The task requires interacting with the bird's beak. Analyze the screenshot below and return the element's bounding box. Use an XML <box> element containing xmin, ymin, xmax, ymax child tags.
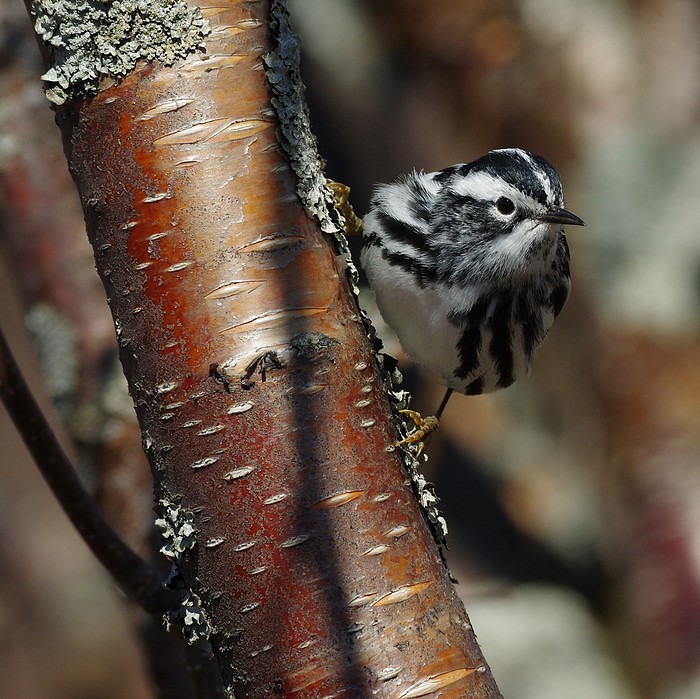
<box><xmin>539</xmin><ymin>206</ymin><xmax>585</xmax><ymax>227</ymax></box>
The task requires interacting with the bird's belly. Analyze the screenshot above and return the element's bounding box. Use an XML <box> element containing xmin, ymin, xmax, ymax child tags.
<box><xmin>388</xmin><ymin>287</ymin><xmax>463</xmax><ymax>388</ymax></box>
<box><xmin>362</xmin><ymin>247</ymin><xmax>544</xmax><ymax>394</ymax></box>
<box><xmin>362</xmin><ymin>248</ymin><xmax>464</xmax><ymax>388</ymax></box>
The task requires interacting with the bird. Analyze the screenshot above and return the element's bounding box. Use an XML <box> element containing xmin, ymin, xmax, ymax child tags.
<box><xmin>359</xmin><ymin>148</ymin><xmax>584</xmax><ymax>443</ymax></box>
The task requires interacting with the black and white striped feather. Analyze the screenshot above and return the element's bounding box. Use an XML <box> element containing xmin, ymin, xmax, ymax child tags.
<box><xmin>360</xmin><ymin>148</ymin><xmax>581</xmax><ymax>395</ymax></box>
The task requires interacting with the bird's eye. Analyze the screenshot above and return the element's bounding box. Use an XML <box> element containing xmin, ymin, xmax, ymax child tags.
<box><xmin>496</xmin><ymin>197</ymin><xmax>515</xmax><ymax>215</ymax></box>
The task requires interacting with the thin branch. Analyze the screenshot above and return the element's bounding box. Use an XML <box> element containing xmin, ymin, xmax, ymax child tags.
<box><xmin>0</xmin><ymin>325</ymin><xmax>181</xmax><ymax>614</ymax></box>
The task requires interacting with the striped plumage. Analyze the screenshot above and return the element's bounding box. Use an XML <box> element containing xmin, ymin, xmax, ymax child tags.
<box><xmin>361</xmin><ymin>148</ymin><xmax>583</xmax><ymax>398</ymax></box>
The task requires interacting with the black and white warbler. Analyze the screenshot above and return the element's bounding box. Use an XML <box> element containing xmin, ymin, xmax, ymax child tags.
<box><xmin>360</xmin><ymin>148</ymin><xmax>584</xmax><ymax>442</ymax></box>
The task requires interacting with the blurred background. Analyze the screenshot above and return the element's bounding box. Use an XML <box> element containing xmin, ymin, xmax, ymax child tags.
<box><xmin>2</xmin><ymin>0</ymin><xmax>700</xmax><ymax>697</ymax></box>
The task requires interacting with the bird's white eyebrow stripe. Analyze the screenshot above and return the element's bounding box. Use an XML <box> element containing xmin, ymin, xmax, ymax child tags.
<box><xmin>528</xmin><ymin>160</ymin><xmax>554</xmax><ymax>202</ymax></box>
<box><xmin>515</xmin><ymin>149</ymin><xmax>534</xmax><ymax>167</ymax></box>
<box><xmin>447</xmin><ymin>171</ymin><xmax>530</xmax><ymax>206</ymax></box>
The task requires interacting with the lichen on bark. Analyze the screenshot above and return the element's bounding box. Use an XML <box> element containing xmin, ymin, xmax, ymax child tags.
<box><xmin>31</xmin><ymin>0</ymin><xmax>211</xmax><ymax>105</ymax></box>
<box><xmin>156</xmin><ymin>501</ymin><xmax>212</xmax><ymax>647</ymax></box>
<box><xmin>263</xmin><ymin>0</ymin><xmax>342</xmax><ymax>239</ymax></box>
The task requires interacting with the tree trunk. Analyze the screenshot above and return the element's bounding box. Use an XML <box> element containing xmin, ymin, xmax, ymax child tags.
<box><xmin>25</xmin><ymin>0</ymin><xmax>503</xmax><ymax>696</ymax></box>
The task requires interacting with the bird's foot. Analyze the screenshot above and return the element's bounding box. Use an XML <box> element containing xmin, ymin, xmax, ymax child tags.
<box><xmin>327</xmin><ymin>180</ymin><xmax>363</xmax><ymax>236</ymax></box>
<box><xmin>396</xmin><ymin>409</ymin><xmax>440</xmax><ymax>446</ymax></box>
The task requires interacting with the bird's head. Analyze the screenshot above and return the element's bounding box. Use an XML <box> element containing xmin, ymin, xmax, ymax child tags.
<box><xmin>433</xmin><ymin>148</ymin><xmax>584</xmax><ymax>284</ymax></box>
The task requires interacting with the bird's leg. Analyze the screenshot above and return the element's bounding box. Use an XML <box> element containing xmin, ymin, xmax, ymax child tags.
<box><xmin>396</xmin><ymin>388</ymin><xmax>453</xmax><ymax>446</ymax></box>
<box><xmin>396</xmin><ymin>411</ymin><xmax>439</xmax><ymax>446</ymax></box>
<box><xmin>327</xmin><ymin>180</ymin><xmax>363</xmax><ymax>236</ymax></box>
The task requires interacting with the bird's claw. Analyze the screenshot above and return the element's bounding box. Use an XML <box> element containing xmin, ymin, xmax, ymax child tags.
<box><xmin>327</xmin><ymin>180</ymin><xmax>363</xmax><ymax>236</ymax></box>
<box><xmin>395</xmin><ymin>409</ymin><xmax>440</xmax><ymax>446</ymax></box>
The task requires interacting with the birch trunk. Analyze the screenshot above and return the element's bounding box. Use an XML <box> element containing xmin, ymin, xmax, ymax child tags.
<box><xmin>26</xmin><ymin>0</ymin><xmax>503</xmax><ymax>696</ymax></box>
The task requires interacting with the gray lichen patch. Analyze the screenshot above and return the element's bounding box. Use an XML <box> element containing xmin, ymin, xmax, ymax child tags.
<box><xmin>156</xmin><ymin>500</ymin><xmax>212</xmax><ymax>647</ymax></box>
<box><xmin>290</xmin><ymin>331</ymin><xmax>338</xmax><ymax>361</ymax></box>
<box><xmin>407</xmin><ymin>456</ymin><xmax>448</xmax><ymax>543</ymax></box>
<box><xmin>264</xmin><ymin>3</ymin><xmax>343</xmax><ymax>235</ymax></box>
<box><xmin>165</xmin><ymin>590</ymin><xmax>212</xmax><ymax>647</ymax></box>
<box><xmin>31</xmin><ymin>0</ymin><xmax>211</xmax><ymax>105</ymax></box>
<box><xmin>264</xmin><ymin>0</ymin><xmax>365</xmax><ymax>309</ymax></box>
<box><xmin>155</xmin><ymin>500</ymin><xmax>197</xmax><ymax>558</ymax></box>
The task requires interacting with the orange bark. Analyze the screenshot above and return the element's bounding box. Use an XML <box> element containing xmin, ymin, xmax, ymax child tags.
<box><xmin>38</xmin><ymin>0</ymin><xmax>502</xmax><ymax>696</ymax></box>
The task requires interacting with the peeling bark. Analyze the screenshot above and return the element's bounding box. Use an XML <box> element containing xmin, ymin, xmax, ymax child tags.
<box><xmin>27</xmin><ymin>0</ymin><xmax>503</xmax><ymax>696</ymax></box>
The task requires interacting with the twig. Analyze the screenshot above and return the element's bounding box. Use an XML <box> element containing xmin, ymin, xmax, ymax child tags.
<box><xmin>0</xmin><ymin>325</ymin><xmax>182</xmax><ymax>614</ymax></box>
